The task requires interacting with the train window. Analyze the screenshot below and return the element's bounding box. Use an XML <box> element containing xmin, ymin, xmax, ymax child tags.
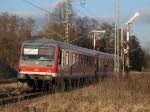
<box><xmin>90</xmin><ymin>57</ymin><xmax>93</xmax><ymax>66</ymax></box>
<box><xmin>102</xmin><ymin>58</ymin><xmax>105</xmax><ymax>66</ymax></box>
<box><xmin>77</xmin><ymin>54</ymin><xmax>79</xmax><ymax>65</ymax></box>
<box><xmin>81</xmin><ymin>55</ymin><xmax>83</xmax><ymax>65</ymax></box>
<box><xmin>73</xmin><ymin>53</ymin><xmax>76</xmax><ymax>64</ymax></box>
<box><xmin>87</xmin><ymin>56</ymin><xmax>89</xmax><ymax>66</ymax></box>
<box><xmin>82</xmin><ymin>55</ymin><xmax>84</xmax><ymax>65</ymax></box>
<box><xmin>104</xmin><ymin>59</ymin><xmax>106</xmax><ymax>65</ymax></box>
<box><xmin>80</xmin><ymin>55</ymin><xmax>82</xmax><ymax>65</ymax></box>
<box><xmin>66</xmin><ymin>52</ymin><xmax>69</xmax><ymax>65</ymax></box>
<box><xmin>84</xmin><ymin>56</ymin><xmax>86</xmax><ymax>66</ymax></box>
<box><xmin>99</xmin><ymin>57</ymin><xmax>101</xmax><ymax>66</ymax></box>
<box><xmin>89</xmin><ymin>57</ymin><xmax>94</xmax><ymax>67</ymax></box>
<box><xmin>23</xmin><ymin>46</ymin><xmax>55</xmax><ymax>61</ymax></box>
<box><xmin>79</xmin><ymin>54</ymin><xmax>81</xmax><ymax>65</ymax></box>
<box><xmin>62</xmin><ymin>49</ymin><xmax>65</xmax><ymax>66</ymax></box>
<box><xmin>83</xmin><ymin>55</ymin><xmax>86</xmax><ymax>66</ymax></box>
<box><xmin>106</xmin><ymin>59</ymin><xmax>108</xmax><ymax>64</ymax></box>
<box><xmin>89</xmin><ymin>57</ymin><xmax>91</xmax><ymax>66</ymax></box>
<box><xmin>69</xmin><ymin>51</ymin><xmax>73</xmax><ymax>66</ymax></box>
<box><xmin>85</xmin><ymin>56</ymin><xmax>88</xmax><ymax>66</ymax></box>
<box><xmin>75</xmin><ymin>53</ymin><xmax>77</xmax><ymax>64</ymax></box>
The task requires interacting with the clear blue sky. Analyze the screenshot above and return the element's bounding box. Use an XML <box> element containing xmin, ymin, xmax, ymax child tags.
<box><xmin>0</xmin><ymin>0</ymin><xmax>150</xmax><ymax>47</ymax></box>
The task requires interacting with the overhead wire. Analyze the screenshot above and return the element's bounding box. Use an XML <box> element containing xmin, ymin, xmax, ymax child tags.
<box><xmin>80</xmin><ymin>5</ymin><xmax>107</xmax><ymax>23</ymax></box>
<box><xmin>22</xmin><ymin>0</ymin><xmax>108</xmax><ymax>41</ymax></box>
<box><xmin>22</xmin><ymin>0</ymin><xmax>64</xmax><ymax>39</ymax></box>
<box><xmin>22</xmin><ymin>0</ymin><xmax>50</xmax><ymax>13</ymax></box>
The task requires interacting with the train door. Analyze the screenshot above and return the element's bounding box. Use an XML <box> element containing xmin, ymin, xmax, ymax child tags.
<box><xmin>95</xmin><ymin>54</ymin><xmax>99</xmax><ymax>80</ymax></box>
<box><xmin>58</xmin><ymin>48</ymin><xmax>62</xmax><ymax>74</ymax></box>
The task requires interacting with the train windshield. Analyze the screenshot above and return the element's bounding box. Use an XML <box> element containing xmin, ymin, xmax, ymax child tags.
<box><xmin>22</xmin><ymin>46</ymin><xmax>55</xmax><ymax>61</ymax></box>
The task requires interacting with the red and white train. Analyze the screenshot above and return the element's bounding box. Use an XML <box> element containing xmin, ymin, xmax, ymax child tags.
<box><xmin>17</xmin><ymin>39</ymin><xmax>114</xmax><ymax>89</ymax></box>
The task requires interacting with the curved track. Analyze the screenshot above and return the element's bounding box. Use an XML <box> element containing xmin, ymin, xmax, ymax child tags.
<box><xmin>0</xmin><ymin>78</ymin><xmax>94</xmax><ymax>106</ymax></box>
<box><xmin>0</xmin><ymin>74</ymin><xmax>107</xmax><ymax>106</ymax></box>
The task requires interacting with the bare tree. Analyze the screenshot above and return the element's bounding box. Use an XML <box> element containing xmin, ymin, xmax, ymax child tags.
<box><xmin>0</xmin><ymin>13</ymin><xmax>34</xmax><ymax>76</ymax></box>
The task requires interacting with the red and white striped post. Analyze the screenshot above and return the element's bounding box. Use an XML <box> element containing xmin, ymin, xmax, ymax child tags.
<box><xmin>93</xmin><ymin>32</ymin><xmax>96</xmax><ymax>50</ymax></box>
<box><xmin>92</xmin><ymin>30</ymin><xmax>106</xmax><ymax>50</ymax></box>
<box><xmin>125</xmin><ymin>23</ymin><xmax>131</xmax><ymax>69</ymax></box>
<box><xmin>125</xmin><ymin>12</ymin><xmax>139</xmax><ymax>70</ymax></box>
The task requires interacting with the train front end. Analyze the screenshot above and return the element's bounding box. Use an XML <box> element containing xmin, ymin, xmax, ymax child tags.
<box><xmin>17</xmin><ymin>40</ymin><xmax>59</xmax><ymax>83</ymax></box>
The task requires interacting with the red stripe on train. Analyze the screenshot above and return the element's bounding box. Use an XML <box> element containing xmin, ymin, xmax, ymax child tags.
<box><xmin>19</xmin><ymin>66</ymin><xmax>57</xmax><ymax>73</ymax></box>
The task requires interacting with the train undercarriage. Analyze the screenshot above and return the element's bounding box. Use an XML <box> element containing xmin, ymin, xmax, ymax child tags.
<box><xmin>18</xmin><ymin>74</ymin><xmax>100</xmax><ymax>92</ymax></box>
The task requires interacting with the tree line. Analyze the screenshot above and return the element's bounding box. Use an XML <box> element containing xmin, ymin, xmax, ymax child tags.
<box><xmin>0</xmin><ymin>2</ymin><xmax>147</xmax><ymax>77</ymax></box>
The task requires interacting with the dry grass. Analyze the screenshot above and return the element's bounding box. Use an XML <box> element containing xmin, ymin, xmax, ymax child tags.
<box><xmin>0</xmin><ymin>72</ymin><xmax>150</xmax><ymax>112</ymax></box>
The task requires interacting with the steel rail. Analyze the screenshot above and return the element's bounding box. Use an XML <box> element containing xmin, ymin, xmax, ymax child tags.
<box><xmin>0</xmin><ymin>79</ymin><xmax>18</xmax><ymax>84</ymax></box>
<box><xmin>0</xmin><ymin>91</ymin><xmax>44</xmax><ymax>105</ymax></box>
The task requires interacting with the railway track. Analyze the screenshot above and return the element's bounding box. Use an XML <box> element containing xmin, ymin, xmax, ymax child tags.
<box><xmin>0</xmin><ymin>88</ymin><xmax>47</xmax><ymax>105</ymax></box>
<box><xmin>0</xmin><ymin>78</ymin><xmax>18</xmax><ymax>84</ymax></box>
<box><xmin>0</xmin><ymin>78</ymin><xmax>45</xmax><ymax>105</ymax></box>
<box><xmin>0</xmin><ymin>79</ymin><xmax>91</xmax><ymax>106</ymax></box>
<box><xmin>0</xmin><ymin>91</ymin><xmax>43</xmax><ymax>105</ymax></box>
<box><xmin>0</xmin><ymin>75</ymin><xmax>110</xmax><ymax>106</ymax></box>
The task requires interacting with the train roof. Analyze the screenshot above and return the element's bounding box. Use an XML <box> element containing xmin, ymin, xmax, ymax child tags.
<box><xmin>22</xmin><ymin>38</ymin><xmax>114</xmax><ymax>58</ymax></box>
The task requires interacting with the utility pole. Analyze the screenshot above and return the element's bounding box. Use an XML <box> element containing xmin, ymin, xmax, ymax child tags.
<box><xmin>121</xmin><ymin>28</ymin><xmax>125</xmax><ymax>75</ymax></box>
<box><xmin>114</xmin><ymin>0</ymin><xmax>120</xmax><ymax>74</ymax></box>
<box><xmin>117</xmin><ymin>0</ymin><xmax>120</xmax><ymax>73</ymax></box>
<box><xmin>65</xmin><ymin>0</ymin><xmax>70</xmax><ymax>43</ymax></box>
<box><xmin>125</xmin><ymin>12</ymin><xmax>139</xmax><ymax>70</ymax></box>
<box><xmin>64</xmin><ymin>0</ymin><xmax>85</xmax><ymax>43</ymax></box>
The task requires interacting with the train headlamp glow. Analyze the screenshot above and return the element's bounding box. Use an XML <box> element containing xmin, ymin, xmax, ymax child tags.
<box><xmin>18</xmin><ymin>73</ymin><xmax>25</xmax><ymax>79</ymax></box>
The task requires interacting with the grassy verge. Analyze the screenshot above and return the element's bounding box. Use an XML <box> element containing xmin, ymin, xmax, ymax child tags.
<box><xmin>0</xmin><ymin>73</ymin><xmax>150</xmax><ymax>112</ymax></box>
